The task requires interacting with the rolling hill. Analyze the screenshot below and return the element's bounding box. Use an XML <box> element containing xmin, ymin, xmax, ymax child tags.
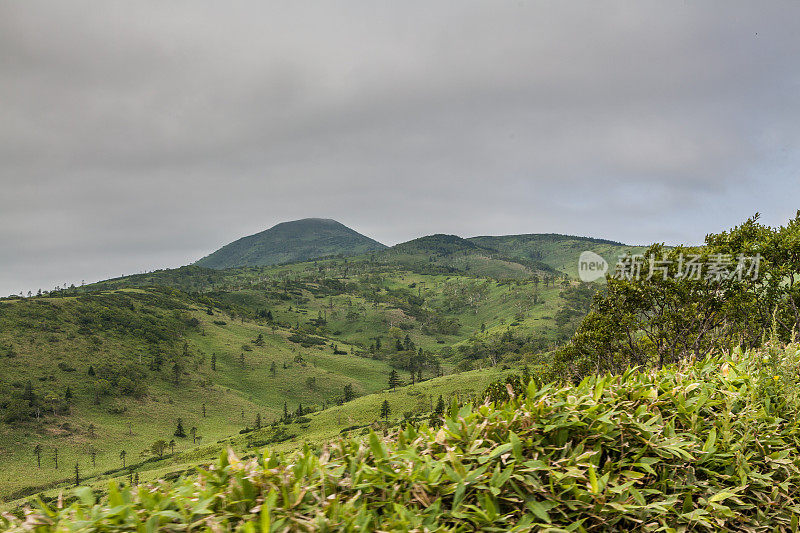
<box><xmin>0</xmin><ymin>255</ymin><xmax>588</xmax><ymax>504</ymax></box>
<box><xmin>0</xmin><ymin>222</ymin><xmax>636</xmax><ymax>506</ymax></box>
<box><xmin>467</xmin><ymin>233</ymin><xmax>647</xmax><ymax>277</ymax></box>
<box><xmin>376</xmin><ymin>234</ymin><xmax>557</xmax><ymax>279</ymax></box>
<box><xmin>195</xmin><ymin>218</ymin><xmax>386</xmax><ymax>269</ymax></box>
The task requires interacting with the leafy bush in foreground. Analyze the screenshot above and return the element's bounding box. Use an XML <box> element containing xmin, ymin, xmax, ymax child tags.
<box><xmin>5</xmin><ymin>344</ymin><xmax>800</xmax><ymax>531</ymax></box>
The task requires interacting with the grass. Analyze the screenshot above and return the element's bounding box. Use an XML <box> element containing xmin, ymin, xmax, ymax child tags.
<box><xmin>0</xmin><ymin>365</ymin><xmax>511</xmax><ymax>511</ymax></box>
<box><xmin>0</xmin><ymin>289</ymin><xmax>394</xmax><ymax>501</ymax></box>
<box><xmin>1</xmin><ymin>261</ymin><xmax>576</xmax><ymax>503</ymax></box>
<box><xmin>6</xmin><ymin>344</ymin><xmax>800</xmax><ymax>531</ymax></box>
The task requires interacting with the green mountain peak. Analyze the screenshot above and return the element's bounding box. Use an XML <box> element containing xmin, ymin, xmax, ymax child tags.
<box><xmin>195</xmin><ymin>218</ymin><xmax>386</xmax><ymax>269</ymax></box>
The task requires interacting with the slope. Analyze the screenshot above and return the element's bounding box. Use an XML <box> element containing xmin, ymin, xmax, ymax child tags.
<box><xmin>7</xmin><ymin>345</ymin><xmax>800</xmax><ymax>530</ymax></box>
<box><xmin>195</xmin><ymin>218</ymin><xmax>387</xmax><ymax>269</ymax></box>
<box><xmin>468</xmin><ymin>233</ymin><xmax>647</xmax><ymax>278</ymax></box>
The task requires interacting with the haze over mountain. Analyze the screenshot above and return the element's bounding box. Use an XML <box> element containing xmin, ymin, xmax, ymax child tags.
<box><xmin>195</xmin><ymin>218</ymin><xmax>387</xmax><ymax>269</ymax></box>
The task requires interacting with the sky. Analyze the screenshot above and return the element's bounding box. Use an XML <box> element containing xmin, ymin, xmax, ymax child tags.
<box><xmin>2</xmin><ymin>1</ymin><xmax>800</xmax><ymax>296</ymax></box>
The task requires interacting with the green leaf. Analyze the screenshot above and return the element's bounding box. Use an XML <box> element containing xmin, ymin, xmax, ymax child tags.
<box><xmin>708</xmin><ymin>490</ymin><xmax>736</xmax><ymax>503</ymax></box>
<box><xmin>369</xmin><ymin>431</ymin><xmax>387</xmax><ymax>461</ymax></box>
<box><xmin>488</xmin><ymin>443</ymin><xmax>513</xmax><ymax>459</ymax></box>
<box><xmin>525</xmin><ymin>500</ymin><xmax>551</xmax><ymax>523</ymax></box>
<box><xmin>702</xmin><ymin>428</ymin><xmax>717</xmax><ymax>453</ymax></box>
<box><xmin>509</xmin><ymin>431</ymin><xmax>523</xmax><ymax>462</ymax></box>
<box><xmin>588</xmin><ymin>464</ymin><xmax>599</xmax><ymax>494</ymax></box>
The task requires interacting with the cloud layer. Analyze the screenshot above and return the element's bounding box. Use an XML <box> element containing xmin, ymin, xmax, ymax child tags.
<box><xmin>2</xmin><ymin>1</ymin><xmax>799</xmax><ymax>295</ymax></box>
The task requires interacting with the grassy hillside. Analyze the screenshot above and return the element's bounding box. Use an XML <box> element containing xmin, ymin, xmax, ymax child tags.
<box><xmin>0</xmin><ymin>288</ymin><xmax>396</xmax><ymax>501</ymax></box>
<box><xmin>195</xmin><ymin>218</ymin><xmax>386</xmax><ymax>269</ymax></box>
<box><xmin>468</xmin><ymin>233</ymin><xmax>647</xmax><ymax>278</ymax></box>
<box><xmin>378</xmin><ymin>234</ymin><xmax>557</xmax><ymax>280</ymax></box>
<box><xmin>0</xmin><ymin>364</ymin><xmax>511</xmax><ymax>512</ymax></box>
<box><xmin>0</xmin><ymin>228</ymin><xmax>624</xmax><ymax>504</ymax></box>
<box><xmin>0</xmin><ymin>257</ymin><xmax>592</xmax><ymax>502</ymax></box>
<box><xmin>7</xmin><ymin>344</ymin><xmax>800</xmax><ymax>531</ymax></box>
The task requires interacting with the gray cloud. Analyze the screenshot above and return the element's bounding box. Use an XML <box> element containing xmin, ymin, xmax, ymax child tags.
<box><xmin>2</xmin><ymin>0</ymin><xmax>799</xmax><ymax>295</ymax></box>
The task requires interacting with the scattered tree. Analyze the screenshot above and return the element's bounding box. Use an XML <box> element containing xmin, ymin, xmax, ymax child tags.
<box><xmin>151</xmin><ymin>440</ymin><xmax>168</xmax><ymax>458</ymax></box>
<box><xmin>388</xmin><ymin>369</ymin><xmax>400</xmax><ymax>391</ymax></box>
<box><xmin>343</xmin><ymin>383</ymin><xmax>355</xmax><ymax>402</ymax></box>
<box><xmin>174</xmin><ymin>418</ymin><xmax>186</xmax><ymax>438</ymax></box>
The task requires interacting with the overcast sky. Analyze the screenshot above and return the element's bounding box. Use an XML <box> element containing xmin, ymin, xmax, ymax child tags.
<box><xmin>2</xmin><ymin>1</ymin><xmax>799</xmax><ymax>295</ymax></box>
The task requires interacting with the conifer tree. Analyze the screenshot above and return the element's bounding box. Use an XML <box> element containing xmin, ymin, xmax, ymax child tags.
<box><xmin>174</xmin><ymin>418</ymin><xmax>186</xmax><ymax>438</ymax></box>
<box><xmin>388</xmin><ymin>369</ymin><xmax>400</xmax><ymax>390</ymax></box>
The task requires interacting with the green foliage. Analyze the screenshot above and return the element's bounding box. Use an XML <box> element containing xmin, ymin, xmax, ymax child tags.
<box><xmin>8</xmin><ymin>346</ymin><xmax>800</xmax><ymax>531</ymax></box>
<box><xmin>558</xmin><ymin>212</ymin><xmax>800</xmax><ymax>379</ymax></box>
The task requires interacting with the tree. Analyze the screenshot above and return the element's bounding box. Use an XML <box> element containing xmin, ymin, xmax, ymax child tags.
<box><xmin>556</xmin><ymin>213</ymin><xmax>800</xmax><ymax>378</ymax></box>
<box><xmin>169</xmin><ymin>439</ymin><xmax>176</xmax><ymax>454</ymax></box>
<box><xmin>88</xmin><ymin>365</ymin><xmax>95</xmax><ymax>377</ymax></box>
<box><xmin>269</xmin><ymin>361</ymin><xmax>277</xmax><ymax>378</ymax></box>
<box><xmin>211</xmin><ymin>354</ymin><xmax>217</xmax><ymax>371</ymax></box>
<box><xmin>151</xmin><ymin>440</ymin><xmax>168</xmax><ymax>458</ymax></box>
<box><xmin>283</xmin><ymin>400</ymin><xmax>289</xmax><ymax>422</ymax></box>
<box><xmin>172</xmin><ymin>362</ymin><xmax>182</xmax><ymax>385</ymax></box>
<box><xmin>343</xmin><ymin>383</ymin><xmax>355</xmax><ymax>402</ymax></box>
<box><xmin>190</xmin><ymin>426</ymin><xmax>198</xmax><ymax>444</ymax></box>
<box><xmin>434</xmin><ymin>395</ymin><xmax>445</xmax><ymax>416</ymax></box>
<box><xmin>255</xmin><ymin>413</ymin><xmax>262</xmax><ymax>430</ymax></box>
<box><xmin>388</xmin><ymin>369</ymin><xmax>400</xmax><ymax>391</ymax></box>
<box><xmin>253</xmin><ymin>333</ymin><xmax>265</xmax><ymax>346</ymax></box>
<box><xmin>3</xmin><ymin>398</ymin><xmax>30</xmax><ymax>423</ymax></box>
<box><xmin>64</xmin><ymin>387</ymin><xmax>73</xmax><ymax>402</ymax></box>
<box><xmin>174</xmin><ymin>418</ymin><xmax>186</xmax><ymax>438</ymax></box>
<box><xmin>74</xmin><ymin>462</ymin><xmax>80</xmax><ymax>487</ymax></box>
<box><xmin>120</xmin><ymin>449</ymin><xmax>127</xmax><ymax>468</ymax></box>
<box><xmin>34</xmin><ymin>444</ymin><xmax>42</xmax><ymax>468</ymax></box>
<box><xmin>54</xmin><ymin>447</ymin><xmax>59</xmax><ymax>469</ymax></box>
<box><xmin>202</xmin><ymin>404</ymin><xmax>206</xmax><ymax>418</ymax></box>
<box><xmin>380</xmin><ymin>399</ymin><xmax>391</xmax><ymax>421</ymax></box>
<box><xmin>305</xmin><ymin>376</ymin><xmax>316</xmax><ymax>391</ymax></box>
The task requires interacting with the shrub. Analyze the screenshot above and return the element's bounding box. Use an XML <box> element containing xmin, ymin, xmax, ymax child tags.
<box><xmin>8</xmin><ymin>345</ymin><xmax>800</xmax><ymax>531</ymax></box>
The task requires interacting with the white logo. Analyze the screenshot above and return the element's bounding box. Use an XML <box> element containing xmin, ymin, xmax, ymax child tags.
<box><xmin>578</xmin><ymin>251</ymin><xmax>608</xmax><ymax>282</ymax></box>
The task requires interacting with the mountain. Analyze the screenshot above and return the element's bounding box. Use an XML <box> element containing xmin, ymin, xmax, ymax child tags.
<box><xmin>388</xmin><ymin>234</ymin><xmax>486</xmax><ymax>256</ymax></box>
<box><xmin>378</xmin><ymin>234</ymin><xmax>557</xmax><ymax>279</ymax></box>
<box><xmin>195</xmin><ymin>218</ymin><xmax>387</xmax><ymax>269</ymax></box>
<box><xmin>467</xmin><ymin>233</ymin><xmax>646</xmax><ymax>277</ymax></box>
